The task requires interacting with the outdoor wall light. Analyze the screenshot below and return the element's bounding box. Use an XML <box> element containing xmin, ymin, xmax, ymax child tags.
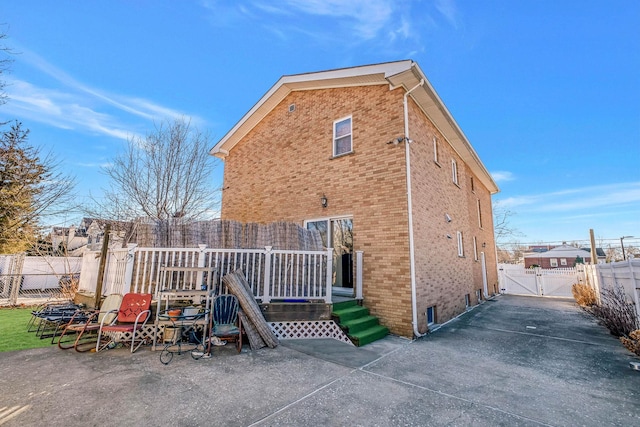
<box><xmin>482</xmin><ymin>242</ymin><xmax>486</xmax><ymax>248</ymax></box>
<box><xmin>321</xmin><ymin>194</ymin><xmax>328</xmax><ymax>208</ymax></box>
<box><xmin>387</xmin><ymin>136</ymin><xmax>413</xmax><ymax>145</ymax></box>
<box><xmin>445</xmin><ymin>213</ymin><xmax>452</xmax><ymax>223</ymax></box>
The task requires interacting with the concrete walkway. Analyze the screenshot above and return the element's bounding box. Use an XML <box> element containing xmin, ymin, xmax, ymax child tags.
<box><xmin>1</xmin><ymin>295</ymin><xmax>639</xmax><ymax>426</ymax></box>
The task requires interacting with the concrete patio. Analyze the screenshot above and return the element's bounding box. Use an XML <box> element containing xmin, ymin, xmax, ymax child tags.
<box><xmin>1</xmin><ymin>295</ymin><xmax>638</xmax><ymax>426</ymax></box>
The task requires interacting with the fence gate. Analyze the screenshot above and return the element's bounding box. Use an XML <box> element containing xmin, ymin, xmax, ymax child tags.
<box><xmin>498</xmin><ymin>264</ymin><xmax>579</xmax><ymax>298</ymax></box>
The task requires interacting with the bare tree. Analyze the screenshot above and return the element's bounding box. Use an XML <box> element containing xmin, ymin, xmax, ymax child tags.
<box><xmin>95</xmin><ymin>118</ymin><xmax>219</xmax><ymax>245</ymax></box>
<box><xmin>493</xmin><ymin>206</ymin><xmax>522</xmax><ymax>245</ymax></box>
<box><xmin>0</xmin><ymin>27</ymin><xmax>13</xmax><ymax>108</ymax></box>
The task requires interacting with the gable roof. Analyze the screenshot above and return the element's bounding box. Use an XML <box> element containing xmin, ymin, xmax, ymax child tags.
<box><xmin>210</xmin><ymin>60</ymin><xmax>499</xmax><ymax>194</ymax></box>
<box><xmin>524</xmin><ymin>244</ymin><xmax>591</xmax><ymax>259</ymax></box>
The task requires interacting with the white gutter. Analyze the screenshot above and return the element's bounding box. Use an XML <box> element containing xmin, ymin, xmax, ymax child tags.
<box><xmin>403</xmin><ymin>79</ymin><xmax>425</xmax><ymax>338</ymax></box>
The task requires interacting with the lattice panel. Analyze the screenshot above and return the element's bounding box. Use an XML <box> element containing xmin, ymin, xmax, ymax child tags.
<box><xmin>103</xmin><ymin>325</ymin><xmax>157</xmax><ymax>346</ymax></box>
<box><xmin>269</xmin><ymin>321</ymin><xmax>354</xmax><ymax>346</ymax></box>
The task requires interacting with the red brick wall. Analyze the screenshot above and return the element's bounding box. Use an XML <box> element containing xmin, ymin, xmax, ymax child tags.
<box><xmin>405</xmin><ymin>98</ymin><xmax>498</xmax><ymax>332</ymax></box>
<box><xmin>220</xmin><ymin>84</ymin><xmax>497</xmax><ymax>336</ymax></box>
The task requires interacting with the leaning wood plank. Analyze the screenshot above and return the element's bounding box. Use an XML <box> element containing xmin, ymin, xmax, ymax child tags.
<box><xmin>238</xmin><ymin>311</ymin><xmax>266</xmax><ymax>350</ymax></box>
<box><xmin>223</xmin><ymin>270</ymin><xmax>279</xmax><ymax>348</ymax></box>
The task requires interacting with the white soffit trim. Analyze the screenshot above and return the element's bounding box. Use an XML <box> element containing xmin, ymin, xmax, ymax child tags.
<box><xmin>209</xmin><ymin>61</ymin><xmax>413</xmax><ymax>159</ymax></box>
<box><xmin>210</xmin><ymin>60</ymin><xmax>498</xmax><ymax>194</ymax></box>
<box><xmin>387</xmin><ymin>64</ymin><xmax>498</xmax><ymax>194</ymax></box>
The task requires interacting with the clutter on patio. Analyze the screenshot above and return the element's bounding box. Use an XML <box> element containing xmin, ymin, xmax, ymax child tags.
<box><xmin>25</xmin><ymin>266</ymin><xmax>280</xmax><ymax>365</ymax></box>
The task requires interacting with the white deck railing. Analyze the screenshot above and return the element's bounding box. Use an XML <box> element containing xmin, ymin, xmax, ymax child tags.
<box><xmin>78</xmin><ymin>245</ymin><xmax>334</xmax><ymax>303</ymax></box>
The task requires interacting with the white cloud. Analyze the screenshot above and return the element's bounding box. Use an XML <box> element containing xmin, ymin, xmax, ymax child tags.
<box><xmin>6</xmin><ymin>79</ymin><xmax>135</xmax><ymax>140</ymax></box>
<box><xmin>76</xmin><ymin>162</ymin><xmax>112</xmax><ymax>168</ymax></box>
<box><xmin>495</xmin><ymin>182</ymin><xmax>640</xmax><ymax>213</ymax></box>
<box><xmin>5</xmin><ymin>48</ymin><xmax>202</xmax><ymax>141</ymax></box>
<box><xmin>434</xmin><ymin>0</ymin><xmax>459</xmax><ymax>29</ymax></box>
<box><xmin>491</xmin><ymin>170</ymin><xmax>515</xmax><ymax>182</ymax></box>
<box><xmin>201</xmin><ymin>0</ymin><xmax>461</xmax><ymax>55</ymax></box>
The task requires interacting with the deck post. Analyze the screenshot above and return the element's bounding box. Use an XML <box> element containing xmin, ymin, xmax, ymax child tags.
<box><xmin>123</xmin><ymin>243</ymin><xmax>137</xmax><ymax>293</ymax></box>
<box><xmin>325</xmin><ymin>248</ymin><xmax>333</xmax><ymax>303</ymax></box>
<box><xmin>196</xmin><ymin>244</ymin><xmax>207</xmax><ymax>289</ymax></box>
<box><xmin>355</xmin><ymin>250</ymin><xmax>364</xmax><ymax>300</ymax></box>
<box><xmin>263</xmin><ymin>246</ymin><xmax>272</xmax><ymax>303</ymax></box>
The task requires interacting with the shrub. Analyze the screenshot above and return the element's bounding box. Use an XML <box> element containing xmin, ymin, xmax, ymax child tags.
<box><xmin>572</xmin><ymin>283</ymin><xmax>597</xmax><ymax>307</ymax></box>
<box><xmin>589</xmin><ymin>285</ymin><xmax>639</xmax><ymax>337</ymax></box>
<box><xmin>621</xmin><ymin>329</ymin><xmax>640</xmax><ymax>357</ymax></box>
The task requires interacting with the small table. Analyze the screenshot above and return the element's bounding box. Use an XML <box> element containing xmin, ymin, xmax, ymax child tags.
<box><xmin>157</xmin><ymin>309</ymin><xmax>210</xmax><ymax>365</ymax></box>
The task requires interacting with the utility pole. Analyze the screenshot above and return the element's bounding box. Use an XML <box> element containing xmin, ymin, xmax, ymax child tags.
<box><xmin>589</xmin><ymin>229</ymin><xmax>597</xmax><ymax>265</ymax></box>
<box><xmin>94</xmin><ymin>224</ymin><xmax>111</xmax><ymax>308</ymax></box>
<box><xmin>620</xmin><ymin>235</ymin><xmax>634</xmax><ymax>261</ymax></box>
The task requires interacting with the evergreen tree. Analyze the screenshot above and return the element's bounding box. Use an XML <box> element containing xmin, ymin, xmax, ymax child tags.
<box><xmin>0</xmin><ymin>122</ymin><xmax>42</xmax><ymax>252</ymax></box>
<box><xmin>0</xmin><ymin>121</ymin><xmax>75</xmax><ymax>253</ymax></box>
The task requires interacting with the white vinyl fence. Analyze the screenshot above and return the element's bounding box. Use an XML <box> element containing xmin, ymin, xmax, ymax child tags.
<box><xmin>583</xmin><ymin>259</ymin><xmax>640</xmax><ymax>321</ymax></box>
<box><xmin>498</xmin><ymin>264</ymin><xmax>581</xmax><ymax>298</ymax></box>
<box><xmin>499</xmin><ymin>260</ymin><xmax>640</xmax><ymax>324</ymax></box>
<box><xmin>0</xmin><ymin>255</ymin><xmax>83</xmax><ymax>305</ymax></box>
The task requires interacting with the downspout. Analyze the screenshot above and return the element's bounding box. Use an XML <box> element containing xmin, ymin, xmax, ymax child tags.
<box><xmin>403</xmin><ymin>79</ymin><xmax>425</xmax><ymax>338</ymax></box>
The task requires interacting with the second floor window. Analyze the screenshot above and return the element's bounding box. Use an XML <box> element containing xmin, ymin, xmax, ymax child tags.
<box><xmin>452</xmin><ymin>159</ymin><xmax>459</xmax><ymax>185</ymax></box>
<box><xmin>333</xmin><ymin>116</ymin><xmax>352</xmax><ymax>156</ymax></box>
<box><xmin>473</xmin><ymin>236</ymin><xmax>478</xmax><ymax>261</ymax></box>
<box><xmin>457</xmin><ymin>231</ymin><xmax>464</xmax><ymax>257</ymax></box>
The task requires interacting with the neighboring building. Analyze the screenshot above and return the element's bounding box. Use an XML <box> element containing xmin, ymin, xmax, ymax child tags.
<box><xmin>210</xmin><ymin>60</ymin><xmax>499</xmax><ymax>338</ymax></box>
<box><xmin>50</xmin><ymin>224</ymin><xmax>88</xmax><ymax>254</ymax></box>
<box><xmin>524</xmin><ymin>244</ymin><xmax>593</xmax><ymax>269</ymax></box>
<box><xmin>527</xmin><ymin>245</ymin><xmax>556</xmax><ymax>253</ymax></box>
<box><xmin>50</xmin><ymin>218</ymin><xmax>127</xmax><ymax>255</ymax></box>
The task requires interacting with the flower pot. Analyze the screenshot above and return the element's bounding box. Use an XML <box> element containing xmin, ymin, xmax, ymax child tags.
<box><xmin>182</xmin><ymin>306</ymin><xmax>199</xmax><ymax>317</ymax></box>
<box><xmin>167</xmin><ymin>309</ymin><xmax>181</xmax><ymax>321</ymax></box>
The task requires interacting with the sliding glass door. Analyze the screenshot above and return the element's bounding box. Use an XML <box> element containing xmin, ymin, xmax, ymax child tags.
<box><xmin>305</xmin><ymin>217</ymin><xmax>353</xmax><ymax>289</ymax></box>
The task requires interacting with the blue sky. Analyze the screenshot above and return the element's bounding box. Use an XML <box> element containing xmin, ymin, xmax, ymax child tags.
<box><xmin>1</xmin><ymin>0</ymin><xmax>638</xmax><ymax>248</ymax></box>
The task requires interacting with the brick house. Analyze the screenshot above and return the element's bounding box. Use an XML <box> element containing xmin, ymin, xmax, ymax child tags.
<box><xmin>524</xmin><ymin>244</ymin><xmax>593</xmax><ymax>269</ymax></box>
<box><xmin>210</xmin><ymin>60</ymin><xmax>499</xmax><ymax>338</ymax></box>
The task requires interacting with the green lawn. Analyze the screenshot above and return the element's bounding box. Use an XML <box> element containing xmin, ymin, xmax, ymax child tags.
<box><xmin>0</xmin><ymin>307</ymin><xmax>58</xmax><ymax>352</ymax></box>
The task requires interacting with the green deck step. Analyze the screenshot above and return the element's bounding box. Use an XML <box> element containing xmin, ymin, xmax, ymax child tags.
<box><xmin>349</xmin><ymin>324</ymin><xmax>390</xmax><ymax>347</ymax></box>
<box><xmin>332</xmin><ymin>300</ymin><xmax>358</xmax><ymax>311</ymax></box>
<box><xmin>332</xmin><ymin>305</ymin><xmax>369</xmax><ymax>323</ymax></box>
<box><xmin>342</xmin><ymin>315</ymin><xmax>380</xmax><ymax>335</ymax></box>
<box><xmin>331</xmin><ymin>299</ymin><xmax>389</xmax><ymax>347</ymax></box>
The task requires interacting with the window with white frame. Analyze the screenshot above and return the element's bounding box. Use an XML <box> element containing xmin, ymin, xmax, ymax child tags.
<box><xmin>476</xmin><ymin>289</ymin><xmax>482</xmax><ymax>302</ymax></box>
<box><xmin>333</xmin><ymin>116</ymin><xmax>352</xmax><ymax>156</ymax></box>
<box><xmin>457</xmin><ymin>231</ymin><xmax>464</xmax><ymax>257</ymax></box>
<box><xmin>560</xmin><ymin>258</ymin><xmax>567</xmax><ymax>266</ymax></box>
<box><xmin>473</xmin><ymin>236</ymin><xmax>478</xmax><ymax>261</ymax></box>
<box><xmin>433</xmin><ymin>137</ymin><xmax>440</xmax><ymax>165</ymax></box>
<box><xmin>465</xmin><ymin>293</ymin><xmax>471</xmax><ymax>307</ymax></box>
<box><xmin>426</xmin><ymin>306</ymin><xmax>436</xmax><ymax>325</ymax></box>
<box><xmin>477</xmin><ymin>199</ymin><xmax>483</xmax><ymax>229</ymax></box>
<box><xmin>550</xmin><ymin>258</ymin><xmax>558</xmax><ymax>267</ymax></box>
<box><xmin>451</xmin><ymin>159</ymin><xmax>459</xmax><ymax>185</ymax></box>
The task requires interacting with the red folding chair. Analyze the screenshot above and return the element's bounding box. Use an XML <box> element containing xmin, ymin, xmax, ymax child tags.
<box><xmin>95</xmin><ymin>293</ymin><xmax>152</xmax><ymax>353</ymax></box>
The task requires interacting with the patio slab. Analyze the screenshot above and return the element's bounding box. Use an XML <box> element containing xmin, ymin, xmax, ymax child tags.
<box><xmin>1</xmin><ymin>295</ymin><xmax>639</xmax><ymax>426</ymax></box>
